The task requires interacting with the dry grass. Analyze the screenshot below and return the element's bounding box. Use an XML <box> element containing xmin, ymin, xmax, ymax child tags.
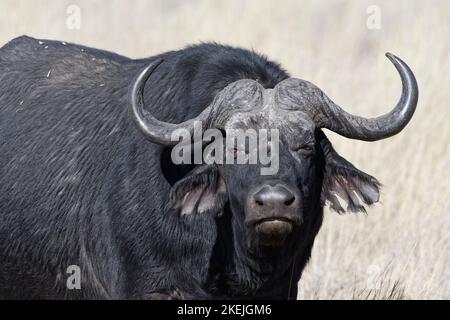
<box><xmin>0</xmin><ymin>0</ymin><xmax>448</xmax><ymax>299</ymax></box>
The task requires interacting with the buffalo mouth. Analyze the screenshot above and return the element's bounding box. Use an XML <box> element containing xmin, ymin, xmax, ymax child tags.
<box><xmin>253</xmin><ymin>217</ymin><xmax>295</xmax><ymax>246</ymax></box>
<box><xmin>254</xmin><ymin>216</ymin><xmax>295</xmax><ymax>225</ymax></box>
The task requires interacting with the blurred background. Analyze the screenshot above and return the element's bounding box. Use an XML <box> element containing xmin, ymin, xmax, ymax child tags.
<box><xmin>0</xmin><ymin>0</ymin><xmax>448</xmax><ymax>299</ymax></box>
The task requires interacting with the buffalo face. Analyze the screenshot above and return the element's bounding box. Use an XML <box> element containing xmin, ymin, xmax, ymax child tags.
<box><xmin>213</xmin><ymin>86</ymin><xmax>323</xmax><ymax>247</ymax></box>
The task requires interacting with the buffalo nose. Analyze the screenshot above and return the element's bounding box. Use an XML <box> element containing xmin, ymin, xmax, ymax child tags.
<box><xmin>253</xmin><ymin>185</ymin><xmax>296</xmax><ymax>208</ymax></box>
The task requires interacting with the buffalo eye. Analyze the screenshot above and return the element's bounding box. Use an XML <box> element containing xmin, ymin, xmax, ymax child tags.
<box><xmin>232</xmin><ymin>147</ymin><xmax>239</xmax><ymax>159</ymax></box>
<box><xmin>236</xmin><ymin>146</ymin><xmax>251</xmax><ymax>156</ymax></box>
<box><xmin>230</xmin><ymin>144</ymin><xmax>250</xmax><ymax>159</ymax></box>
<box><xmin>294</xmin><ymin>144</ymin><xmax>315</xmax><ymax>158</ymax></box>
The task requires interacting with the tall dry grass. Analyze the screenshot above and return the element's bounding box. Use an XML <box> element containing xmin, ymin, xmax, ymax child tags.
<box><xmin>0</xmin><ymin>0</ymin><xmax>448</xmax><ymax>299</ymax></box>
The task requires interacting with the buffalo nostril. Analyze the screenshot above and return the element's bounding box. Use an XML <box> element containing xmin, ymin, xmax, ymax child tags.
<box><xmin>253</xmin><ymin>186</ymin><xmax>269</xmax><ymax>206</ymax></box>
<box><xmin>284</xmin><ymin>195</ymin><xmax>295</xmax><ymax>206</ymax></box>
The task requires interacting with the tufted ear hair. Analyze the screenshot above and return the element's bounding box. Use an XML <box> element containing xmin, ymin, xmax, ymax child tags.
<box><xmin>169</xmin><ymin>164</ymin><xmax>227</xmax><ymax>217</ymax></box>
<box><xmin>319</xmin><ymin>131</ymin><xmax>381</xmax><ymax>213</ymax></box>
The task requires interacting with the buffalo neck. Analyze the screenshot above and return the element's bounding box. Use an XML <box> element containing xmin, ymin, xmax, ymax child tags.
<box><xmin>207</xmin><ymin>205</ymin><xmax>316</xmax><ymax>299</ymax></box>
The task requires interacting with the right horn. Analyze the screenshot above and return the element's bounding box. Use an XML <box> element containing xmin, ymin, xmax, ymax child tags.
<box><xmin>316</xmin><ymin>53</ymin><xmax>418</xmax><ymax>141</ymax></box>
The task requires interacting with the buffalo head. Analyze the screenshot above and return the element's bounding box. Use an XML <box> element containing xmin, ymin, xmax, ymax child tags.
<box><xmin>128</xmin><ymin>53</ymin><xmax>418</xmax><ymax>249</ymax></box>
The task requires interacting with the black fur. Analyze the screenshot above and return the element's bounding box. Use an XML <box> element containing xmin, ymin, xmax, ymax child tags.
<box><xmin>0</xmin><ymin>36</ymin><xmax>379</xmax><ymax>299</ymax></box>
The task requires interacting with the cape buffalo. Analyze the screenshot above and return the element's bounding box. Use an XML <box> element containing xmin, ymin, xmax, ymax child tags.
<box><xmin>0</xmin><ymin>36</ymin><xmax>418</xmax><ymax>299</ymax></box>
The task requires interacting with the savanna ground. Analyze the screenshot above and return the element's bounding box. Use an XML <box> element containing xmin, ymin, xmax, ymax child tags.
<box><xmin>0</xmin><ymin>0</ymin><xmax>448</xmax><ymax>299</ymax></box>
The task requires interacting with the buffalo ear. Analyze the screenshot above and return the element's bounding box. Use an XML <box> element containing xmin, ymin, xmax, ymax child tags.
<box><xmin>169</xmin><ymin>165</ymin><xmax>227</xmax><ymax>217</ymax></box>
<box><xmin>319</xmin><ymin>132</ymin><xmax>381</xmax><ymax>214</ymax></box>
